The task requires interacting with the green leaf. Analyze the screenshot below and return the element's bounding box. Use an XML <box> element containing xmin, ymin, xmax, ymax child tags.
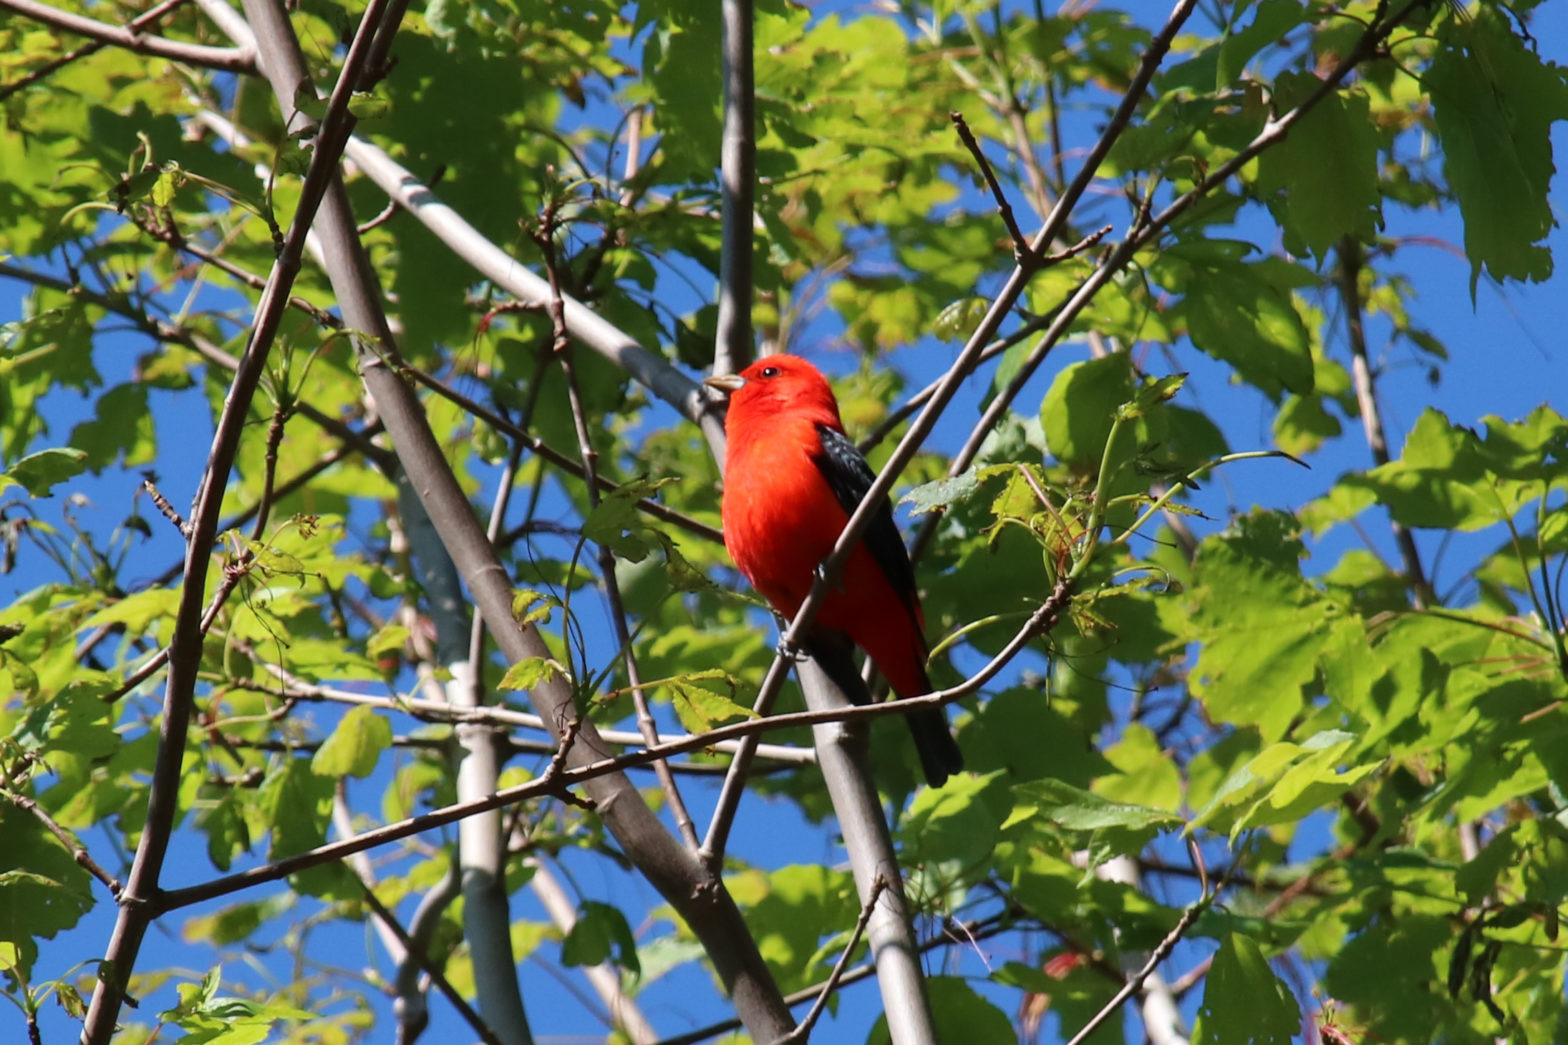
<box><xmin>667</xmin><ymin>670</ymin><xmax>754</xmax><ymax>732</ymax></box>
<box><xmin>1094</xmin><ymin>723</ymin><xmax>1183</xmax><ymax>814</ymax></box>
<box><xmin>346</xmin><ymin>91</ymin><xmax>391</xmax><ymax>121</ymax></box>
<box><xmin>1272</xmin><ymin>392</ymin><xmax>1342</xmax><ymax>457</ymax></box>
<box><xmin>1454</xmin><ymin>826</ymin><xmax>1517</xmax><ymax>906</ymax></box>
<box><xmin>311</xmin><ymin>705</ymin><xmax>391</xmax><ymax>779</ymax></box>
<box><xmin>1121</xmin><ymin>372</ymin><xmax>1186</xmax><ymax>420</ymax></box>
<box><xmin>734</xmin><ymin>863</ymin><xmax>856</xmax><ymax>991</ymax></box>
<box><xmin>1342</xmin><ymin>409</ymin><xmax>1499</xmax><ymax>531</ymax></box>
<box><xmin>498</xmin><ymin>656</ymin><xmax>560</xmax><ymax>691</ymax></box>
<box><xmin>1187</xmin><ymin>511</ymin><xmax>1344</xmax><ymax>739</ymax></box>
<box><xmin>562</xmin><ymin>901</ymin><xmax>641</xmax><ymax>977</ymax></box>
<box><xmin>582</xmin><ymin>477</ymin><xmax>676</xmax><ymax>562</ymax></box>
<box><xmin>961</xmin><ymin>687</ymin><xmax>1116</xmax><ymax>788</ymax></box>
<box><xmin>2</xmin><ymin>446</ymin><xmax>89</xmax><ymax>497</ymax></box>
<box><xmin>1011</xmin><ymin>778</ymin><xmax>1181</xmax><ymax>832</ymax></box>
<box><xmin>1255</xmin><ymin>73</ymin><xmax>1381</xmax><ymax>261</ymax></box>
<box><xmin>901</xmin><ymin>466</ymin><xmax>1004</xmax><ymax>515</ymax></box>
<box><xmin>150</xmin><ymin>161</ymin><xmax>181</xmax><ymax>208</ymax></box>
<box><xmin>1193</xmin><ymin>933</ymin><xmax>1298</xmax><ymax>1045</ymax></box>
<box><xmin>67</xmin><ymin>383</ymin><xmax>155</xmax><ymax>471</ymax></box>
<box><xmin>196</xmin><ymin>790</ymin><xmax>253</xmax><ymax>873</ymax></box>
<box><xmin>932</xmin><ymin>296</ymin><xmax>989</xmax><ymax>342</ymax></box>
<box><xmin>1179</xmin><ymin>263</ymin><xmax>1313</xmax><ymax>398</ymax></box>
<box><xmin>1216</xmin><ymin>0</ymin><xmax>1309</xmax><ymax>87</ymax></box>
<box><xmin>1425</xmin><ymin>10</ymin><xmax>1568</xmax><ymax>292</ymax></box>
<box><xmin>902</xmin><ymin>773</ymin><xmax>1002</xmax><ymax>868</ymax></box>
<box><xmin>1042</xmin><ymin>354</ymin><xmax>1136</xmax><ymax>465</ymax></box>
<box><xmin>511</xmin><ymin>589</ymin><xmax>553</xmax><ymax>626</ymax></box>
<box><xmin>366</xmin><ymin>623</ymin><xmax>410</xmax><ymax>659</ymax></box>
<box><xmin>0</xmin><ymin>810</ymin><xmax>95</xmax><ymax>979</ymax></box>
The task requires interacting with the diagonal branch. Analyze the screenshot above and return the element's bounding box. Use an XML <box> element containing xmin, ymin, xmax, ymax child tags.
<box><xmin>913</xmin><ymin>0</ymin><xmax>1428</xmax><ymax>565</ymax></box>
<box><xmin>334</xmin><ymin>136</ymin><xmax>724</xmax><ymax>447</ymax></box>
<box><xmin>0</xmin><ymin>0</ymin><xmax>192</xmax><ymax>101</ymax></box>
<box><xmin>157</xmin><ymin>575</ymin><xmax>1073</xmax><ymax>918</ymax></box>
<box><xmin>534</xmin><ymin>209</ymin><xmax>699</xmax><ymax>848</ymax></box>
<box><xmin>199</xmin><ymin>0</ymin><xmax>794</xmax><ymax>1036</ymax></box>
<box><xmin>0</xmin><ymin>0</ymin><xmax>255</xmax><ymax>73</ymax></box>
<box><xmin>77</xmin><ymin>0</ymin><xmax>402</xmax><ymax>1040</ymax></box>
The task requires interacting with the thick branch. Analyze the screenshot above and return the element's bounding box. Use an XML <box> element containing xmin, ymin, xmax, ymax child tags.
<box><xmin>203</xmin><ymin>1</ymin><xmax>792</xmax><ymax>1035</ymax></box>
<box><xmin>714</xmin><ymin>0</ymin><xmax>755</xmax><ymax>375</ymax></box>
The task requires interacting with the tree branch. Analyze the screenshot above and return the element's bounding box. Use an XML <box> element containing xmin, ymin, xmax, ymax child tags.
<box><xmin>0</xmin><ymin>0</ymin><xmax>255</xmax><ymax>73</ymax></box>
<box><xmin>714</xmin><ymin>0</ymin><xmax>755</xmax><ymax>376</ymax></box>
<box><xmin>201</xmin><ymin>0</ymin><xmax>794</xmax><ymax>1034</ymax></box>
<box><xmin>0</xmin><ymin>0</ymin><xmax>191</xmax><ymax>101</ymax></box>
<box><xmin>1336</xmin><ymin>236</ymin><xmax>1433</xmax><ymax>607</ymax></box>
<box><xmin>77</xmin><ymin>0</ymin><xmax>401</xmax><ymax>1039</ymax></box>
<box><xmin>776</xmin><ymin>876</ymin><xmax>887</xmax><ymax>1045</ymax></box>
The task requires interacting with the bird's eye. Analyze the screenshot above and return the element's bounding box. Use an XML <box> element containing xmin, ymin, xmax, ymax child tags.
<box><xmin>760</xmin><ymin>366</ymin><xmax>780</xmax><ymax>378</ymax></box>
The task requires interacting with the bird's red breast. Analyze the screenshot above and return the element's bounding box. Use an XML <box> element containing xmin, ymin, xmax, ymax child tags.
<box><xmin>706</xmin><ymin>354</ymin><xmax>964</xmax><ymax>786</ymax></box>
<box><xmin>711</xmin><ymin>355</ymin><xmax>930</xmax><ymax>699</ymax></box>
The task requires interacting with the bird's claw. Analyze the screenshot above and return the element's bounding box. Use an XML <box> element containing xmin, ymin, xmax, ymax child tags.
<box><xmin>775</xmin><ymin>638</ymin><xmax>806</xmax><ymax>662</ymax></box>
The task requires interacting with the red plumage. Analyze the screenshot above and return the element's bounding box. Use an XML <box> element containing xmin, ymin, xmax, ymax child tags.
<box><xmin>706</xmin><ymin>355</ymin><xmax>963</xmax><ymax>787</ymax></box>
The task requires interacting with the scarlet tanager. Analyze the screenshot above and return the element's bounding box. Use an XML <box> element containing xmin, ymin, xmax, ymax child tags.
<box><xmin>704</xmin><ymin>355</ymin><xmax>964</xmax><ymax>787</ymax></box>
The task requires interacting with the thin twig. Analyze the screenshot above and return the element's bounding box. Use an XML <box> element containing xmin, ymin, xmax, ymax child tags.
<box><xmin>250</xmin><ymin>398</ymin><xmax>293</xmax><ymax>541</ymax></box>
<box><xmin>336</xmin><ymin>135</ymin><xmax>724</xmax><ymax>443</ymax></box>
<box><xmin>141</xmin><ymin>476</ymin><xmax>190</xmax><ymax>536</ymax></box>
<box><xmin>951</xmin><ymin>110</ymin><xmax>1032</xmax><ymax>259</ymax></box>
<box><xmin>360</xmin><ymin>886</ymin><xmax>506</xmax><ymax>1045</ymax></box>
<box><xmin>1336</xmin><ymin>237</ymin><xmax>1433</xmax><ymax>608</ymax></box>
<box><xmin>1063</xmin><ymin>903</ymin><xmax>1203</xmax><ymax>1045</ymax></box>
<box><xmin>534</xmin><ymin>202</ymin><xmax>699</xmax><ymax>849</ymax></box>
<box><xmin>227</xmin><ymin>666</ymin><xmax>815</xmax><ymax>763</ymax></box>
<box><xmin>776</xmin><ymin>876</ymin><xmax>888</xmax><ymax>1044</ymax></box>
<box><xmin>1045</xmin><ymin>224</ymin><xmax>1112</xmax><ymax>262</ymax></box>
<box><xmin>156</xmin><ymin>581</ymin><xmax>1071</xmax><ymax>915</ymax></box>
<box><xmin>394</xmin><ymin>356</ymin><xmax>723</xmax><ymax>545</ymax></box>
<box><xmin>2</xmin><ymin>779</ymin><xmax>124</xmax><ymax>896</ymax></box>
<box><xmin>98</xmin><ymin>567</ymin><xmax>245</xmax><ymax>704</ymax></box>
<box><xmin>910</xmin><ymin>0</ymin><xmax>1425</xmax><ymax>566</ymax></box>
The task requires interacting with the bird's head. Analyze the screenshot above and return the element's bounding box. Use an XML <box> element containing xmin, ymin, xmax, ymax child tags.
<box><xmin>703</xmin><ymin>354</ymin><xmax>843</xmax><ymax>430</ymax></box>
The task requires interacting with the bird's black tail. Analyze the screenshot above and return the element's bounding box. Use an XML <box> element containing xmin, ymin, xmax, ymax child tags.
<box><xmin>906</xmin><ymin>707</ymin><xmax>963</xmax><ymax>789</ymax></box>
<box><xmin>803</xmin><ymin>633</ymin><xmax>963</xmax><ymax>788</ymax></box>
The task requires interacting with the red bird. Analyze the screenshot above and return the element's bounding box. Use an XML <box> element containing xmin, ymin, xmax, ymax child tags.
<box><xmin>705</xmin><ymin>354</ymin><xmax>963</xmax><ymax>787</ymax></box>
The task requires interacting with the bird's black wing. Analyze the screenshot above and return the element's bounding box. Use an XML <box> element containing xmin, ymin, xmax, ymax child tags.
<box><xmin>810</xmin><ymin>424</ymin><xmax>922</xmax><ymax>624</ymax></box>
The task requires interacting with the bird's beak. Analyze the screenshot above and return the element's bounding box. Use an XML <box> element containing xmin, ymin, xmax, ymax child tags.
<box><xmin>703</xmin><ymin>374</ymin><xmax>746</xmax><ymax>394</ymax></box>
